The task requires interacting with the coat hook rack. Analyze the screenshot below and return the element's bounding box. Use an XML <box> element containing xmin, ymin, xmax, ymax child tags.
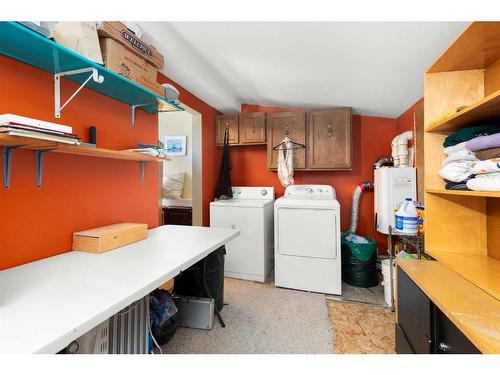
<box><xmin>54</xmin><ymin>67</ymin><xmax>104</xmax><ymax>118</ymax></box>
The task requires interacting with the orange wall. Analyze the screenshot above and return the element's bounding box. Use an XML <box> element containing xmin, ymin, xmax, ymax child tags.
<box><xmin>397</xmin><ymin>97</ymin><xmax>423</xmax><ymax>133</ymax></box>
<box><xmin>231</xmin><ymin>104</ymin><xmax>399</xmax><ymax>251</ymax></box>
<box><xmin>157</xmin><ymin>72</ymin><xmax>222</xmax><ymax>226</ymax></box>
<box><xmin>0</xmin><ymin>56</ymin><xmax>159</xmax><ymax>270</ymax></box>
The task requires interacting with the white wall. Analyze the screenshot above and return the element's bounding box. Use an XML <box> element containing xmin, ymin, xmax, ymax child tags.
<box><xmin>159</xmin><ymin>111</ymin><xmax>193</xmax><ymax>199</ymax></box>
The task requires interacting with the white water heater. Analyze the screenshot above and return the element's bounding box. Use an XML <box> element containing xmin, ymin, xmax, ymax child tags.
<box><xmin>374</xmin><ymin>167</ymin><xmax>416</xmax><ymax>234</ymax></box>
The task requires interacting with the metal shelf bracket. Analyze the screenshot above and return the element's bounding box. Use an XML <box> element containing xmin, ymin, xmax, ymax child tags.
<box><xmin>55</xmin><ymin>67</ymin><xmax>104</xmax><ymax>118</ymax></box>
<box><xmin>131</xmin><ymin>103</ymin><xmax>152</xmax><ymax>128</ymax></box>
<box><xmin>35</xmin><ymin>149</ymin><xmax>54</xmax><ymax>188</ymax></box>
<box><xmin>140</xmin><ymin>161</ymin><xmax>146</xmax><ymax>184</ymax></box>
<box><xmin>2</xmin><ymin>145</ymin><xmax>23</xmax><ymax>189</ymax></box>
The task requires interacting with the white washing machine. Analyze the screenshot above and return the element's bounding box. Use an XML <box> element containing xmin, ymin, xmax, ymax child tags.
<box><xmin>210</xmin><ymin>187</ymin><xmax>274</xmax><ymax>282</ymax></box>
<box><xmin>274</xmin><ymin>184</ymin><xmax>341</xmax><ymax>295</ymax></box>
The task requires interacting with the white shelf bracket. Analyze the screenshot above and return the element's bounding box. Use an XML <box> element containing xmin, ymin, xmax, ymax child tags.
<box><xmin>131</xmin><ymin>103</ymin><xmax>152</xmax><ymax>128</ymax></box>
<box><xmin>54</xmin><ymin>68</ymin><xmax>104</xmax><ymax>118</ymax></box>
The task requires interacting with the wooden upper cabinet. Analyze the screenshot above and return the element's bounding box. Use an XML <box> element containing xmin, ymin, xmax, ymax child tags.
<box><xmin>240</xmin><ymin>112</ymin><xmax>266</xmax><ymax>144</ymax></box>
<box><xmin>306</xmin><ymin>108</ymin><xmax>352</xmax><ymax>170</ymax></box>
<box><xmin>216</xmin><ymin>114</ymin><xmax>239</xmax><ymax>146</ymax></box>
<box><xmin>267</xmin><ymin>112</ymin><xmax>306</xmax><ymax>169</ymax></box>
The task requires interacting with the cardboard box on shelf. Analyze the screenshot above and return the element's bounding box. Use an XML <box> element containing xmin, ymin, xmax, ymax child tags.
<box><xmin>97</xmin><ymin>21</ymin><xmax>164</xmax><ymax>69</ymax></box>
<box><xmin>54</xmin><ymin>22</ymin><xmax>103</xmax><ymax>64</ymax></box>
<box><xmin>99</xmin><ymin>38</ymin><xmax>164</xmax><ymax>96</ymax></box>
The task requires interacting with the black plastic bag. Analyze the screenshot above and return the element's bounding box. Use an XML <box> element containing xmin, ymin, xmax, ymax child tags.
<box><xmin>341</xmin><ymin>244</ymin><xmax>378</xmax><ymax>288</ymax></box>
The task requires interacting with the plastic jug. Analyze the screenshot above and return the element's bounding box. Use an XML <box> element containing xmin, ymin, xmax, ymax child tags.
<box><xmin>395</xmin><ymin>198</ymin><xmax>418</xmax><ymax>234</ymax></box>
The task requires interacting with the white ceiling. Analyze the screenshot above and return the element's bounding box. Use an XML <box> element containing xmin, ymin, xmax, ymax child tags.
<box><xmin>138</xmin><ymin>22</ymin><xmax>468</xmax><ymax>118</ymax></box>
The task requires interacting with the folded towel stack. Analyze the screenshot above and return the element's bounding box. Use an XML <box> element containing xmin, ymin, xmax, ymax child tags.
<box><xmin>439</xmin><ymin>124</ymin><xmax>500</xmax><ymax>192</ymax></box>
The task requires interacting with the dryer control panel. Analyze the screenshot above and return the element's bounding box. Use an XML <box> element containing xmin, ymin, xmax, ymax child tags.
<box><xmin>231</xmin><ymin>186</ymin><xmax>275</xmax><ymax>200</ymax></box>
<box><xmin>284</xmin><ymin>185</ymin><xmax>336</xmax><ymax>200</ymax></box>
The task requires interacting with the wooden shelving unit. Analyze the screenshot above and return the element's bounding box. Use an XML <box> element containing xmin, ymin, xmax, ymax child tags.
<box><xmin>426</xmin><ymin>89</ymin><xmax>500</xmax><ymax>133</ymax></box>
<box><xmin>424</xmin><ymin>21</ymin><xmax>500</xmax><ymax>303</ymax></box>
<box><xmin>424</xmin><ymin>250</ymin><xmax>500</xmax><ymax>303</ymax></box>
<box><xmin>426</xmin><ymin>188</ymin><xmax>500</xmax><ymax>199</ymax></box>
<box><xmin>397</xmin><ymin>258</ymin><xmax>500</xmax><ymax>354</ymax></box>
<box><xmin>0</xmin><ymin>133</ymin><xmax>168</xmax><ymax>188</ymax></box>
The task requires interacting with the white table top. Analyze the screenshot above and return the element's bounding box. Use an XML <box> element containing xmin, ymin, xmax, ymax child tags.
<box><xmin>0</xmin><ymin>225</ymin><xmax>239</xmax><ymax>354</ymax></box>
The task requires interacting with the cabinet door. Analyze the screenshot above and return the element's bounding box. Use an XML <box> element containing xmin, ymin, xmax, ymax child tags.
<box><xmin>216</xmin><ymin>114</ymin><xmax>239</xmax><ymax>146</ymax></box>
<box><xmin>397</xmin><ymin>267</ymin><xmax>433</xmax><ymax>353</ymax></box>
<box><xmin>240</xmin><ymin>112</ymin><xmax>266</xmax><ymax>144</ymax></box>
<box><xmin>395</xmin><ymin>324</ymin><xmax>415</xmax><ymax>354</ymax></box>
<box><xmin>267</xmin><ymin>112</ymin><xmax>306</xmax><ymax>169</ymax></box>
<box><xmin>307</xmin><ymin>108</ymin><xmax>352</xmax><ymax>170</ymax></box>
<box><xmin>434</xmin><ymin>309</ymin><xmax>480</xmax><ymax>354</ymax></box>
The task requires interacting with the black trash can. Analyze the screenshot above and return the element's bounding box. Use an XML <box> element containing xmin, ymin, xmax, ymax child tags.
<box><xmin>341</xmin><ymin>232</ymin><xmax>378</xmax><ymax>288</ymax></box>
<box><xmin>173</xmin><ymin>246</ymin><xmax>226</xmax><ymax>311</ymax></box>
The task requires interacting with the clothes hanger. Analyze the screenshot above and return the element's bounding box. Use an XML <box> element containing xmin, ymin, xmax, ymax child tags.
<box><xmin>272</xmin><ymin>138</ymin><xmax>306</xmax><ymax>151</ymax></box>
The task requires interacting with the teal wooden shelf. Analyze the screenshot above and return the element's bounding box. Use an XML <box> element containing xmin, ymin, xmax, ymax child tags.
<box><xmin>0</xmin><ymin>22</ymin><xmax>183</xmax><ymax>115</ymax></box>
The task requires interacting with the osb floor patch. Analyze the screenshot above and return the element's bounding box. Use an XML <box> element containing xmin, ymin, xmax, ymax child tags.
<box><xmin>328</xmin><ymin>300</ymin><xmax>395</xmax><ymax>354</ymax></box>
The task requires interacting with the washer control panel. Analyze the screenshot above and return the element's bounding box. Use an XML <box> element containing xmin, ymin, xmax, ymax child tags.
<box><xmin>230</xmin><ymin>186</ymin><xmax>275</xmax><ymax>200</ymax></box>
<box><xmin>284</xmin><ymin>185</ymin><xmax>336</xmax><ymax>200</ymax></box>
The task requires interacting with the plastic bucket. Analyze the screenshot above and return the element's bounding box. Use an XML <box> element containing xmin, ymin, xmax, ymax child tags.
<box><xmin>381</xmin><ymin>259</ymin><xmax>395</xmax><ymax>307</ymax></box>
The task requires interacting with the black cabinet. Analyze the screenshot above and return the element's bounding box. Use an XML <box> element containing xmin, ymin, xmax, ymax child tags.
<box><xmin>397</xmin><ymin>269</ymin><xmax>433</xmax><ymax>353</ymax></box>
<box><xmin>396</xmin><ymin>267</ymin><xmax>480</xmax><ymax>354</ymax></box>
<box><xmin>434</xmin><ymin>309</ymin><xmax>481</xmax><ymax>354</ymax></box>
<box><xmin>395</xmin><ymin>323</ymin><xmax>415</xmax><ymax>354</ymax></box>
<box><xmin>162</xmin><ymin>206</ymin><xmax>192</xmax><ymax>226</ymax></box>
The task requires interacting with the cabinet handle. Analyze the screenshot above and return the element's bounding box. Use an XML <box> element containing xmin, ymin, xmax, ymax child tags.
<box><xmin>438</xmin><ymin>342</ymin><xmax>451</xmax><ymax>352</ymax></box>
<box><xmin>252</xmin><ymin>124</ymin><xmax>256</xmax><ymax>133</ymax></box>
<box><xmin>225</xmin><ymin>122</ymin><xmax>229</xmax><ymax>130</ymax></box>
<box><xmin>284</xmin><ymin>125</ymin><xmax>289</xmax><ymax>135</ymax></box>
<box><xmin>328</xmin><ymin>122</ymin><xmax>334</xmax><ymax>136</ymax></box>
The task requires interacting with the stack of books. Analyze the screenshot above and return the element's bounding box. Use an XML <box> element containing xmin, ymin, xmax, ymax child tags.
<box><xmin>0</xmin><ymin>114</ymin><xmax>81</xmax><ymax>145</ymax></box>
<box><xmin>126</xmin><ymin>144</ymin><xmax>166</xmax><ymax>157</ymax></box>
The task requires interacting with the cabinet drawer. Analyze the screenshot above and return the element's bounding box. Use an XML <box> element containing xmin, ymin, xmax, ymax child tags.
<box><xmin>397</xmin><ymin>267</ymin><xmax>433</xmax><ymax>353</ymax></box>
<box><xmin>434</xmin><ymin>309</ymin><xmax>480</xmax><ymax>354</ymax></box>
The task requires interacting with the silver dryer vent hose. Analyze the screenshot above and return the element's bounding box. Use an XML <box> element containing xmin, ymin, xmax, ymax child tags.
<box><xmin>349</xmin><ymin>182</ymin><xmax>373</xmax><ymax>234</ymax></box>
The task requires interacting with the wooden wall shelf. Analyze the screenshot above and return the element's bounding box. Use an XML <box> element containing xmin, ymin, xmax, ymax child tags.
<box><xmin>426</xmin><ymin>89</ymin><xmax>500</xmax><ymax>133</ymax></box>
<box><xmin>0</xmin><ymin>134</ymin><xmax>168</xmax><ymax>162</ymax></box>
<box><xmin>0</xmin><ymin>133</ymin><xmax>167</xmax><ymax>188</ymax></box>
<box><xmin>426</xmin><ymin>189</ymin><xmax>500</xmax><ymax>199</ymax></box>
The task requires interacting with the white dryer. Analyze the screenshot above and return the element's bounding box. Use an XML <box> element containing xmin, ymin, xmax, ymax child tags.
<box><xmin>274</xmin><ymin>185</ymin><xmax>341</xmax><ymax>295</ymax></box>
<box><xmin>210</xmin><ymin>187</ymin><xmax>274</xmax><ymax>282</ymax></box>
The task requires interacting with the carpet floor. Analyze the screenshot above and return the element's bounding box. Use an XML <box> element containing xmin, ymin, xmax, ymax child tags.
<box><xmin>162</xmin><ymin>278</ymin><xmax>334</xmax><ymax>354</ymax></box>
